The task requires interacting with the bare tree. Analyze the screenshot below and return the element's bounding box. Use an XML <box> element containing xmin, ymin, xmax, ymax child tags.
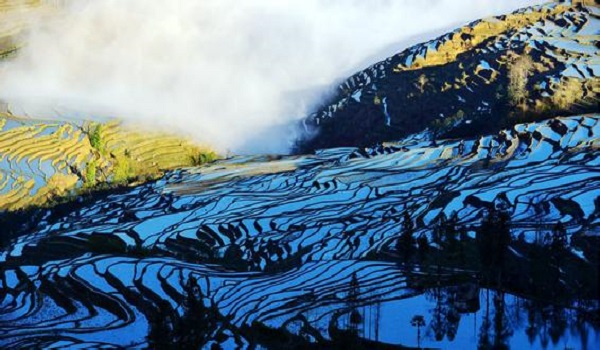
<box><xmin>417</xmin><ymin>74</ymin><xmax>429</xmax><ymax>94</ymax></box>
<box><xmin>411</xmin><ymin>315</ymin><xmax>426</xmax><ymax>349</ymax></box>
<box><xmin>507</xmin><ymin>54</ymin><xmax>534</xmax><ymax>114</ymax></box>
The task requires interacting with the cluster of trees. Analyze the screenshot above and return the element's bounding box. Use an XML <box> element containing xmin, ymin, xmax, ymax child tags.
<box><xmin>476</xmin><ymin>207</ymin><xmax>512</xmax><ymax>272</ymax></box>
<box><xmin>147</xmin><ymin>276</ymin><xmax>221</xmax><ymax>349</ymax></box>
<box><xmin>395</xmin><ymin>210</ymin><xmax>466</xmax><ymax>265</ymax></box>
<box><xmin>507</xmin><ymin>50</ymin><xmax>592</xmax><ymax>122</ymax></box>
<box><xmin>395</xmin><ymin>206</ymin><xmax>571</xmax><ymax>274</ymax></box>
<box><xmin>392</xmin><ymin>208</ymin><xmax>587</xmax><ymax>349</ymax></box>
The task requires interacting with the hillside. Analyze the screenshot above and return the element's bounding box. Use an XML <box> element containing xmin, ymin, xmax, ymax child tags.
<box><xmin>296</xmin><ymin>1</ymin><xmax>599</xmax><ymax>151</ymax></box>
<box><xmin>1</xmin><ymin>114</ymin><xmax>599</xmax><ymax>347</ymax></box>
<box><xmin>0</xmin><ymin>114</ymin><xmax>217</xmax><ymax>211</ymax></box>
<box><xmin>0</xmin><ymin>1</ymin><xmax>219</xmax><ymax>211</ymax></box>
<box><xmin>0</xmin><ymin>1</ymin><xmax>599</xmax><ymax>349</ymax></box>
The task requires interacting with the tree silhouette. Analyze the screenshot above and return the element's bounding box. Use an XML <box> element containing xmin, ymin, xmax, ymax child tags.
<box><xmin>147</xmin><ymin>310</ymin><xmax>173</xmax><ymax>349</ymax></box>
<box><xmin>444</xmin><ymin>212</ymin><xmax>459</xmax><ymax>245</ymax></box>
<box><xmin>548</xmin><ymin>306</ymin><xmax>567</xmax><ymax>347</ymax></box>
<box><xmin>432</xmin><ymin>212</ymin><xmax>447</xmax><ymax>246</ymax></box>
<box><xmin>397</xmin><ymin>212</ymin><xmax>415</xmax><ymax>262</ymax></box>
<box><xmin>411</xmin><ymin>315</ymin><xmax>426</xmax><ymax>349</ymax></box>
<box><xmin>492</xmin><ymin>292</ymin><xmax>513</xmax><ymax>349</ymax></box>
<box><xmin>550</xmin><ymin>221</ymin><xmax>568</xmax><ymax>267</ymax></box>
<box><xmin>177</xmin><ymin>276</ymin><xmax>211</xmax><ymax>346</ymax></box>
<box><xmin>430</xmin><ymin>288</ymin><xmax>446</xmax><ymax>342</ymax></box>
<box><xmin>443</xmin><ymin>212</ymin><xmax>461</xmax><ymax>265</ymax></box>
<box><xmin>476</xmin><ymin>208</ymin><xmax>511</xmax><ymax>276</ymax></box>
<box><xmin>417</xmin><ymin>234</ymin><xmax>429</xmax><ymax>262</ymax></box>
<box><xmin>428</xmin><ymin>287</ymin><xmax>462</xmax><ymax>344</ymax></box>
<box><xmin>479</xmin><ymin>289</ymin><xmax>492</xmax><ymax>350</ymax></box>
<box><xmin>444</xmin><ymin>290</ymin><xmax>461</xmax><ymax>342</ymax></box>
<box><xmin>347</xmin><ymin>272</ymin><xmax>362</xmax><ymax>337</ymax></box>
<box><xmin>147</xmin><ymin>275</ymin><xmax>217</xmax><ymax>349</ymax></box>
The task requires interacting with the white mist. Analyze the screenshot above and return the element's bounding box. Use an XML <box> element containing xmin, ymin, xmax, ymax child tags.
<box><xmin>0</xmin><ymin>0</ymin><xmax>544</xmax><ymax>153</ymax></box>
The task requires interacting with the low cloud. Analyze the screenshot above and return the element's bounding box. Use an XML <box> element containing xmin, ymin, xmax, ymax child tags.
<box><xmin>0</xmin><ymin>0</ymin><xmax>543</xmax><ymax>153</ymax></box>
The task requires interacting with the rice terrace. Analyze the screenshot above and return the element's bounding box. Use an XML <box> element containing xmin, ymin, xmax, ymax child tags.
<box><xmin>0</xmin><ymin>0</ymin><xmax>599</xmax><ymax>349</ymax></box>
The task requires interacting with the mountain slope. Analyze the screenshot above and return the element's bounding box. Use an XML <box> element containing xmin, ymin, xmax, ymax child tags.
<box><xmin>1</xmin><ymin>114</ymin><xmax>598</xmax><ymax>347</ymax></box>
<box><xmin>1</xmin><ymin>2</ymin><xmax>599</xmax><ymax>348</ymax></box>
<box><xmin>296</xmin><ymin>2</ymin><xmax>599</xmax><ymax>151</ymax></box>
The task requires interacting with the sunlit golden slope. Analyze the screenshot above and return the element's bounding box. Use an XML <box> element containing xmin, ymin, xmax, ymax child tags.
<box><xmin>298</xmin><ymin>1</ymin><xmax>600</xmax><ymax>151</ymax></box>
<box><xmin>0</xmin><ymin>114</ymin><xmax>217</xmax><ymax>211</ymax></box>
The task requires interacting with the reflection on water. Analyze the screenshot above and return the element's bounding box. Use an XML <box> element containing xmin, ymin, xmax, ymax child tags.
<box><xmin>339</xmin><ymin>285</ymin><xmax>599</xmax><ymax>349</ymax></box>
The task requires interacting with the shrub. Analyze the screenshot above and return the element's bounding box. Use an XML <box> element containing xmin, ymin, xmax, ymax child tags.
<box><xmin>190</xmin><ymin>151</ymin><xmax>218</xmax><ymax>166</ymax></box>
<box><xmin>551</xmin><ymin>78</ymin><xmax>585</xmax><ymax>111</ymax></box>
<box><xmin>88</xmin><ymin>123</ymin><xmax>105</xmax><ymax>154</ymax></box>
<box><xmin>85</xmin><ymin>160</ymin><xmax>97</xmax><ymax>187</ymax></box>
<box><xmin>113</xmin><ymin>154</ymin><xmax>133</xmax><ymax>184</ymax></box>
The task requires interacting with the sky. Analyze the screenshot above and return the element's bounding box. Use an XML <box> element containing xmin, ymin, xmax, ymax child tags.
<box><xmin>0</xmin><ymin>0</ymin><xmax>545</xmax><ymax>153</ymax></box>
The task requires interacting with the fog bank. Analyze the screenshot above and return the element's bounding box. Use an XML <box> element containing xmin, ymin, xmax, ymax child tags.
<box><xmin>0</xmin><ymin>0</ymin><xmax>544</xmax><ymax>153</ymax></box>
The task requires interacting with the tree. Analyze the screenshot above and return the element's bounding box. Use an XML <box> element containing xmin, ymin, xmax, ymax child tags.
<box><xmin>432</xmin><ymin>212</ymin><xmax>447</xmax><ymax>246</ymax></box>
<box><xmin>347</xmin><ymin>273</ymin><xmax>362</xmax><ymax>336</ymax></box>
<box><xmin>190</xmin><ymin>151</ymin><xmax>218</xmax><ymax>166</ymax></box>
<box><xmin>551</xmin><ymin>78</ymin><xmax>585</xmax><ymax>112</ymax></box>
<box><xmin>547</xmin><ymin>306</ymin><xmax>567</xmax><ymax>347</ymax></box>
<box><xmin>430</xmin><ymin>288</ymin><xmax>446</xmax><ymax>342</ymax></box>
<box><xmin>550</xmin><ymin>222</ymin><xmax>567</xmax><ymax>253</ymax></box>
<box><xmin>417</xmin><ymin>234</ymin><xmax>429</xmax><ymax>262</ymax></box>
<box><xmin>444</xmin><ymin>211</ymin><xmax>459</xmax><ymax>246</ymax></box>
<box><xmin>430</xmin><ymin>119</ymin><xmax>443</xmax><ymax>146</ymax></box>
<box><xmin>174</xmin><ymin>276</ymin><xmax>216</xmax><ymax>348</ymax></box>
<box><xmin>397</xmin><ymin>212</ymin><xmax>415</xmax><ymax>262</ymax></box>
<box><xmin>495</xmin><ymin>210</ymin><xmax>512</xmax><ymax>267</ymax></box>
<box><xmin>492</xmin><ymin>292</ymin><xmax>513</xmax><ymax>349</ymax></box>
<box><xmin>146</xmin><ymin>310</ymin><xmax>173</xmax><ymax>349</ymax></box>
<box><xmin>417</xmin><ymin>74</ymin><xmax>429</xmax><ymax>93</ymax></box>
<box><xmin>147</xmin><ymin>275</ymin><xmax>217</xmax><ymax>349</ymax></box>
<box><xmin>507</xmin><ymin>54</ymin><xmax>534</xmax><ymax>115</ymax></box>
<box><xmin>550</xmin><ymin>222</ymin><xmax>568</xmax><ymax>267</ymax></box>
<box><xmin>479</xmin><ymin>289</ymin><xmax>492</xmax><ymax>349</ymax></box>
<box><xmin>87</xmin><ymin>123</ymin><xmax>105</xmax><ymax>154</ymax></box>
<box><xmin>476</xmin><ymin>208</ymin><xmax>512</xmax><ymax>273</ymax></box>
<box><xmin>84</xmin><ymin>160</ymin><xmax>97</xmax><ymax>187</ymax></box>
<box><xmin>477</xmin><ymin>210</ymin><xmax>495</xmax><ymax>268</ymax></box>
<box><xmin>411</xmin><ymin>315</ymin><xmax>426</xmax><ymax>349</ymax></box>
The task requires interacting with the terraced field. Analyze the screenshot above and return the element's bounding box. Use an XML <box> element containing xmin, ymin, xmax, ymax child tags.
<box><xmin>0</xmin><ymin>0</ymin><xmax>54</xmax><ymax>58</ymax></box>
<box><xmin>298</xmin><ymin>2</ymin><xmax>600</xmax><ymax>151</ymax></box>
<box><xmin>0</xmin><ymin>114</ymin><xmax>216</xmax><ymax>211</ymax></box>
<box><xmin>1</xmin><ymin>114</ymin><xmax>598</xmax><ymax>348</ymax></box>
<box><xmin>0</xmin><ymin>1</ymin><xmax>598</xmax><ymax>348</ymax></box>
